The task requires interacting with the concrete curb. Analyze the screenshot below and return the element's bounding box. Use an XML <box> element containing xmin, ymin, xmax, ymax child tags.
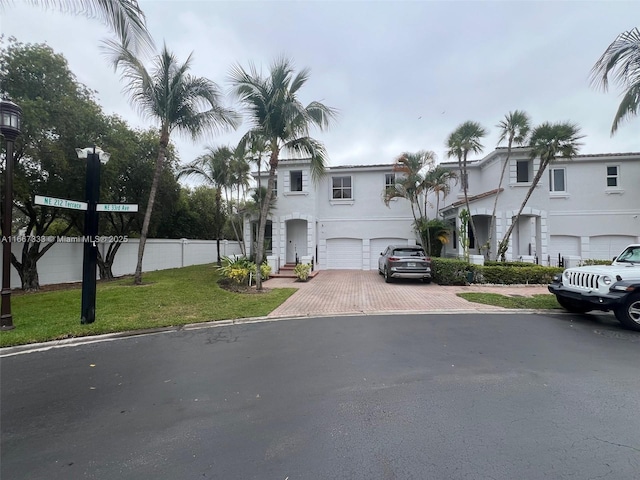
<box><xmin>0</xmin><ymin>309</ymin><xmax>564</xmax><ymax>357</ymax></box>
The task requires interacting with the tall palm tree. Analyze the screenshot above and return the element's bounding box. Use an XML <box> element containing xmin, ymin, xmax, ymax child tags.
<box><xmin>20</xmin><ymin>0</ymin><xmax>154</xmax><ymax>54</ymax></box>
<box><xmin>229</xmin><ymin>57</ymin><xmax>337</xmax><ymax>289</ymax></box>
<box><xmin>179</xmin><ymin>146</ymin><xmax>234</xmax><ymax>265</ymax></box>
<box><xmin>497</xmin><ymin>122</ymin><xmax>584</xmax><ymax>261</ymax></box>
<box><xmin>446</xmin><ymin>121</ymin><xmax>487</xmax><ymax>257</ymax></box>
<box><xmin>590</xmin><ymin>27</ymin><xmax>640</xmax><ymax>135</ymax></box>
<box><xmin>488</xmin><ymin>110</ymin><xmax>531</xmax><ymax>259</ymax></box>
<box><xmin>104</xmin><ymin>40</ymin><xmax>239</xmax><ymax>284</ymax></box>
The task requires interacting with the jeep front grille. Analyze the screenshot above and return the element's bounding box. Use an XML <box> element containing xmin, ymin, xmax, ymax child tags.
<box><xmin>566</xmin><ymin>271</ymin><xmax>600</xmax><ymax>290</ymax></box>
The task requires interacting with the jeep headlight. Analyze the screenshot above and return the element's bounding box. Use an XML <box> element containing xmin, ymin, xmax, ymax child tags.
<box><xmin>601</xmin><ymin>275</ymin><xmax>612</xmax><ymax>286</ymax></box>
<box><xmin>563</xmin><ymin>270</ymin><xmax>570</xmax><ymax>280</ymax></box>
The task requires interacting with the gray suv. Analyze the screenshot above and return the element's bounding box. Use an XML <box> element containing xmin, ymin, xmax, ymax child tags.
<box><xmin>378</xmin><ymin>245</ymin><xmax>432</xmax><ymax>283</ymax></box>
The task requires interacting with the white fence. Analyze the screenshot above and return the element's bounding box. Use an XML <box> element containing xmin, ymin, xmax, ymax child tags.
<box><xmin>0</xmin><ymin>238</ymin><xmax>243</xmax><ymax>288</ymax></box>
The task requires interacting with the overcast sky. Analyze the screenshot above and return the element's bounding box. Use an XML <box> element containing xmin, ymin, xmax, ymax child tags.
<box><xmin>3</xmin><ymin>1</ymin><xmax>638</xmax><ymax>177</ymax></box>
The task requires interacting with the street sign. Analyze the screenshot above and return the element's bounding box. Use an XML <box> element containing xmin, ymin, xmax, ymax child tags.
<box><xmin>96</xmin><ymin>204</ymin><xmax>139</xmax><ymax>213</ymax></box>
<box><xmin>34</xmin><ymin>195</ymin><xmax>88</xmax><ymax>211</ymax></box>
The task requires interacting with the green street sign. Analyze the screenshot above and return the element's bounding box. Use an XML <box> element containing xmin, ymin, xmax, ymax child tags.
<box><xmin>34</xmin><ymin>195</ymin><xmax>88</xmax><ymax>211</ymax></box>
<box><xmin>96</xmin><ymin>204</ymin><xmax>139</xmax><ymax>213</ymax></box>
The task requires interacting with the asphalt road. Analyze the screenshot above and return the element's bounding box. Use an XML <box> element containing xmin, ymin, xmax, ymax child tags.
<box><xmin>2</xmin><ymin>312</ymin><xmax>639</xmax><ymax>480</ymax></box>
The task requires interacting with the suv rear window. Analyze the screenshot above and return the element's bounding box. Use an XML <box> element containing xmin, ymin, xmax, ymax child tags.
<box><xmin>393</xmin><ymin>249</ymin><xmax>425</xmax><ymax>256</ymax></box>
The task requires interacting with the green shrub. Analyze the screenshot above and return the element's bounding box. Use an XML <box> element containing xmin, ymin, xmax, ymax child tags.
<box><xmin>431</xmin><ymin>258</ymin><xmax>473</xmax><ymax>285</ymax></box>
<box><xmin>293</xmin><ymin>263</ymin><xmax>311</xmax><ymax>281</ymax></box>
<box><xmin>581</xmin><ymin>259</ymin><xmax>612</xmax><ymax>266</ymax></box>
<box><xmin>477</xmin><ymin>265</ymin><xmax>563</xmax><ymax>285</ymax></box>
<box><xmin>219</xmin><ymin>256</ymin><xmax>271</xmax><ymax>285</ymax></box>
<box><xmin>432</xmin><ymin>257</ymin><xmax>562</xmax><ymax>285</ymax></box>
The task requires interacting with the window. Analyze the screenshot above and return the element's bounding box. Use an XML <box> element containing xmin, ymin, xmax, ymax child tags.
<box><xmin>290</xmin><ymin>170</ymin><xmax>302</xmax><ymax>192</ymax></box>
<box><xmin>516</xmin><ymin>160</ymin><xmax>531</xmax><ymax>183</ymax></box>
<box><xmin>606</xmin><ymin>165</ymin><xmax>619</xmax><ymax>187</ymax></box>
<box><xmin>332</xmin><ymin>176</ymin><xmax>352</xmax><ymax>199</ymax></box>
<box><xmin>272</xmin><ymin>178</ymin><xmax>278</xmax><ymax>197</ymax></box>
<box><xmin>385</xmin><ymin>173</ymin><xmax>395</xmax><ymax>188</ymax></box>
<box><xmin>459</xmin><ymin>172</ymin><xmax>468</xmax><ymax>190</ymax></box>
<box><xmin>549</xmin><ymin>168</ymin><xmax>566</xmax><ymax>192</ymax></box>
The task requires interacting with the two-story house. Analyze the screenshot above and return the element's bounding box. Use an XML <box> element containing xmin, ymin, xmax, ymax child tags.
<box><xmin>245</xmin><ymin>149</ymin><xmax>640</xmax><ymax>271</ymax></box>
<box><xmin>244</xmin><ymin>159</ymin><xmax>418</xmax><ymax>271</ymax></box>
<box><xmin>438</xmin><ymin>148</ymin><xmax>640</xmax><ymax>264</ymax></box>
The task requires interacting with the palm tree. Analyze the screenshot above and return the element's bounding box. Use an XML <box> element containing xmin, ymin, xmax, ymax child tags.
<box><xmin>497</xmin><ymin>122</ymin><xmax>584</xmax><ymax>261</ymax></box>
<box><xmin>179</xmin><ymin>146</ymin><xmax>235</xmax><ymax>265</ymax></box>
<box><xmin>424</xmin><ymin>165</ymin><xmax>457</xmax><ymax>214</ymax></box>
<box><xmin>590</xmin><ymin>27</ymin><xmax>640</xmax><ymax>135</ymax></box>
<box><xmin>19</xmin><ymin>0</ymin><xmax>154</xmax><ymax>54</ymax></box>
<box><xmin>104</xmin><ymin>40</ymin><xmax>239</xmax><ymax>284</ymax></box>
<box><xmin>488</xmin><ymin>110</ymin><xmax>531</xmax><ymax>259</ymax></box>
<box><xmin>229</xmin><ymin>57</ymin><xmax>337</xmax><ymax>289</ymax></box>
<box><xmin>383</xmin><ymin>150</ymin><xmax>437</xmax><ymax>253</ymax></box>
<box><xmin>446</xmin><ymin>121</ymin><xmax>487</xmax><ymax>256</ymax></box>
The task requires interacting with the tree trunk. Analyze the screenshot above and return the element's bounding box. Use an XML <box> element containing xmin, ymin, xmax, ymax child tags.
<box><xmin>97</xmin><ymin>241</ymin><xmax>124</xmax><ymax>280</ymax></box>
<box><xmin>487</xmin><ymin>137</ymin><xmax>512</xmax><ymax>260</ymax></box>
<box><xmin>134</xmin><ymin>126</ymin><xmax>168</xmax><ymax>285</ymax></box>
<box><xmin>497</xmin><ymin>156</ymin><xmax>549</xmax><ymax>261</ymax></box>
<box><xmin>12</xmin><ymin>246</ymin><xmax>40</xmax><ymax>291</ymax></box>
<box><xmin>254</xmin><ymin>148</ymin><xmax>278</xmax><ymax>290</ymax></box>
<box><xmin>460</xmin><ymin>153</ymin><xmax>480</xmax><ymax>259</ymax></box>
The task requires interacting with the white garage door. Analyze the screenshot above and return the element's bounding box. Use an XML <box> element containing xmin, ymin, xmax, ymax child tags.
<box><xmin>590</xmin><ymin>235</ymin><xmax>636</xmax><ymax>261</ymax></box>
<box><xmin>549</xmin><ymin>235</ymin><xmax>580</xmax><ymax>266</ymax></box>
<box><xmin>326</xmin><ymin>238</ymin><xmax>363</xmax><ymax>269</ymax></box>
<box><xmin>370</xmin><ymin>238</ymin><xmax>408</xmax><ymax>270</ymax></box>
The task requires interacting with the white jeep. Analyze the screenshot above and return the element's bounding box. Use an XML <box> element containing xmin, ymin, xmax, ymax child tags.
<box><xmin>548</xmin><ymin>244</ymin><xmax>640</xmax><ymax>331</ymax></box>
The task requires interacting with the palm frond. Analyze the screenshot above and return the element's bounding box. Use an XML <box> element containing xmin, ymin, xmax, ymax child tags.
<box><xmin>27</xmin><ymin>0</ymin><xmax>154</xmax><ymax>55</ymax></box>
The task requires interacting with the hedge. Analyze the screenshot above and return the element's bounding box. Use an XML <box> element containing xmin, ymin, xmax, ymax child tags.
<box><xmin>431</xmin><ymin>258</ymin><xmax>563</xmax><ymax>286</ymax></box>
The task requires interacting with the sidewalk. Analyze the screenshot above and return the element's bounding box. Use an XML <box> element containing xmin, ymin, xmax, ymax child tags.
<box><xmin>266</xmin><ymin>270</ymin><xmax>550</xmax><ymax>318</ymax></box>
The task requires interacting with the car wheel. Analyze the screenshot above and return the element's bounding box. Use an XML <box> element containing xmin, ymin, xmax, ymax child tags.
<box><xmin>384</xmin><ymin>267</ymin><xmax>393</xmax><ymax>283</ymax></box>
<box><xmin>614</xmin><ymin>292</ymin><xmax>640</xmax><ymax>332</ymax></box>
<box><xmin>556</xmin><ymin>295</ymin><xmax>592</xmax><ymax>314</ymax></box>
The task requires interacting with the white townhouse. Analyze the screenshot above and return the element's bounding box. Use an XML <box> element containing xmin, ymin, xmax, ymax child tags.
<box><xmin>244</xmin><ymin>159</ymin><xmax>417</xmax><ymax>271</ymax></box>
<box><xmin>245</xmin><ymin>149</ymin><xmax>640</xmax><ymax>271</ymax></box>
<box><xmin>437</xmin><ymin>148</ymin><xmax>640</xmax><ymax>264</ymax></box>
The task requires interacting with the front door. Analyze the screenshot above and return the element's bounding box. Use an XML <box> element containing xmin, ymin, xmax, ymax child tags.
<box><xmin>286</xmin><ymin>219</ymin><xmax>307</xmax><ymax>263</ymax></box>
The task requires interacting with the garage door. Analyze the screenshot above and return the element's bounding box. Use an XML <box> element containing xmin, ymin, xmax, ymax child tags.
<box><xmin>326</xmin><ymin>238</ymin><xmax>363</xmax><ymax>270</ymax></box>
<box><xmin>590</xmin><ymin>235</ymin><xmax>636</xmax><ymax>261</ymax></box>
<box><xmin>370</xmin><ymin>238</ymin><xmax>408</xmax><ymax>270</ymax></box>
<box><xmin>549</xmin><ymin>235</ymin><xmax>580</xmax><ymax>266</ymax></box>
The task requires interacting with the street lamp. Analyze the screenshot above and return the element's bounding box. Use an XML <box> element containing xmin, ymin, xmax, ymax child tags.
<box><xmin>76</xmin><ymin>146</ymin><xmax>110</xmax><ymax>324</ymax></box>
<box><xmin>1</xmin><ymin>99</ymin><xmax>22</xmax><ymax>331</ymax></box>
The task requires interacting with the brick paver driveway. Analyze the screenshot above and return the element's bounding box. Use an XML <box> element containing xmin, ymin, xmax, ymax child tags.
<box><xmin>266</xmin><ymin>270</ymin><xmax>550</xmax><ymax>318</ymax></box>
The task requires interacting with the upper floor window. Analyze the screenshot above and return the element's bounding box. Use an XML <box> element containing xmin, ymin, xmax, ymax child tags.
<box><xmin>332</xmin><ymin>176</ymin><xmax>352</xmax><ymax>199</ymax></box>
<box><xmin>385</xmin><ymin>173</ymin><xmax>395</xmax><ymax>188</ymax></box>
<box><xmin>606</xmin><ymin>165</ymin><xmax>619</xmax><ymax>187</ymax></box>
<box><xmin>290</xmin><ymin>170</ymin><xmax>303</xmax><ymax>192</ymax></box>
<box><xmin>272</xmin><ymin>178</ymin><xmax>278</xmax><ymax>197</ymax></box>
<box><xmin>516</xmin><ymin>160</ymin><xmax>532</xmax><ymax>183</ymax></box>
<box><xmin>460</xmin><ymin>172</ymin><xmax>468</xmax><ymax>190</ymax></box>
<box><xmin>549</xmin><ymin>167</ymin><xmax>566</xmax><ymax>192</ymax></box>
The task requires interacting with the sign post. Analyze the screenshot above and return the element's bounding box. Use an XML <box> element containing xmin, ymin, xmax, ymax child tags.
<box><xmin>34</xmin><ymin>147</ymin><xmax>137</xmax><ymax>326</ymax></box>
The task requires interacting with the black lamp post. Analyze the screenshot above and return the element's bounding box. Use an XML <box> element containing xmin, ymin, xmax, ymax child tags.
<box><xmin>76</xmin><ymin>146</ymin><xmax>110</xmax><ymax>324</ymax></box>
<box><xmin>1</xmin><ymin>99</ymin><xmax>22</xmax><ymax>331</ymax></box>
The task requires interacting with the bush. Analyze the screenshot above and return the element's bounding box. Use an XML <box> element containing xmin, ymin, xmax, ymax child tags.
<box><xmin>581</xmin><ymin>259</ymin><xmax>612</xmax><ymax>266</ymax></box>
<box><xmin>293</xmin><ymin>263</ymin><xmax>311</xmax><ymax>281</ymax></box>
<box><xmin>218</xmin><ymin>256</ymin><xmax>271</xmax><ymax>285</ymax></box>
<box><xmin>478</xmin><ymin>265</ymin><xmax>563</xmax><ymax>285</ymax></box>
<box><xmin>431</xmin><ymin>258</ymin><xmax>473</xmax><ymax>285</ymax></box>
<box><xmin>432</xmin><ymin>257</ymin><xmax>562</xmax><ymax>285</ymax></box>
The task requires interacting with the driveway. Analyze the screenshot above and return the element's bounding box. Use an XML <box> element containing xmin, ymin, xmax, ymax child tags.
<box><xmin>266</xmin><ymin>270</ymin><xmax>550</xmax><ymax>318</ymax></box>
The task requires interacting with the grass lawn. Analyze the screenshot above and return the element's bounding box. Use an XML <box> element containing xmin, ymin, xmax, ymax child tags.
<box><xmin>0</xmin><ymin>264</ymin><xmax>296</xmax><ymax>348</ymax></box>
<box><xmin>457</xmin><ymin>292</ymin><xmax>562</xmax><ymax>310</ymax></box>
